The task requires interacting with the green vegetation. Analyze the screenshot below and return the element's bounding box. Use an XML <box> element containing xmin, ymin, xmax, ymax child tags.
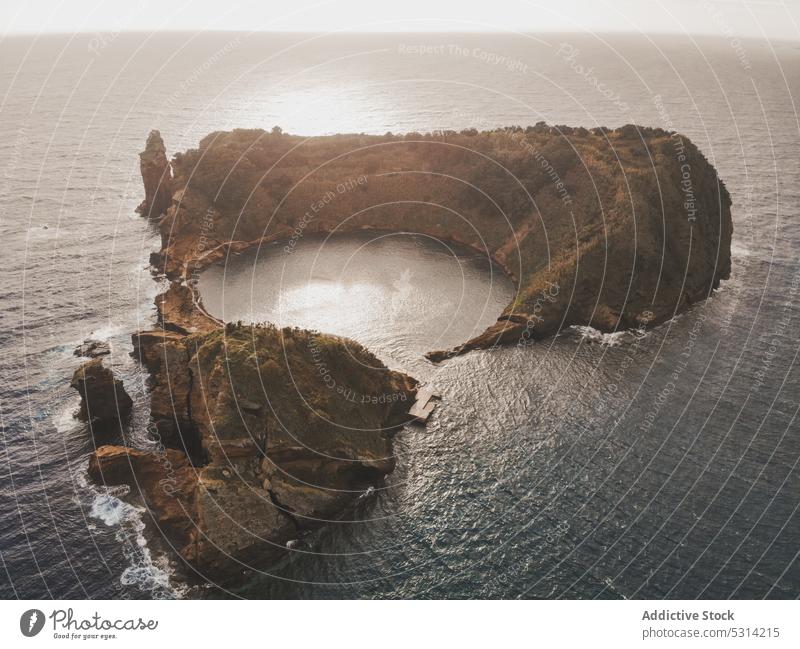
<box><xmin>187</xmin><ymin>324</ymin><xmax>414</xmax><ymax>458</ymax></box>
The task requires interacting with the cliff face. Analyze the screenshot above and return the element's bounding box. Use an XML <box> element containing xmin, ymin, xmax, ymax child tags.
<box><xmin>150</xmin><ymin>125</ymin><xmax>732</xmax><ymax>355</ymax></box>
<box><xmin>93</xmin><ymin>315</ymin><xmax>415</xmax><ymax>577</ymax></box>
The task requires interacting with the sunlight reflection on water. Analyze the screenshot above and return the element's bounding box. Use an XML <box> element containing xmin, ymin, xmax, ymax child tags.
<box><xmin>197</xmin><ymin>232</ymin><xmax>515</xmax><ymax>373</ymax></box>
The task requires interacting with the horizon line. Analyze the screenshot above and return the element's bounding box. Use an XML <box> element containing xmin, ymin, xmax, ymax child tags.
<box><xmin>2</xmin><ymin>28</ymin><xmax>798</xmax><ymax>43</ymax></box>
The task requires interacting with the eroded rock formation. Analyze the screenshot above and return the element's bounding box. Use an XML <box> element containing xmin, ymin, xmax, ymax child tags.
<box><xmin>71</xmin><ymin>358</ymin><xmax>133</xmax><ymax>427</ymax></box>
<box><xmin>137</xmin><ymin>130</ymin><xmax>173</xmax><ymax>218</ymax></box>
<box><xmin>89</xmin><ymin>124</ymin><xmax>732</xmax><ymax>579</ymax></box>
<box><xmin>88</xmin><ymin>445</ymin><xmax>197</xmax><ymax>550</ymax></box>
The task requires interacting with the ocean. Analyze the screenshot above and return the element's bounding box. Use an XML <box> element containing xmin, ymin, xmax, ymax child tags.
<box><xmin>1</xmin><ymin>31</ymin><xmax>798</xmax><ymax>599</ymax></box>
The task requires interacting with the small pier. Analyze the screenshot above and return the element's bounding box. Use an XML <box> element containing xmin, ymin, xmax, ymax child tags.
<box><xmin>409</xmin><ymin>386</ymin><xmax>441</xmax><ymax>424</ymax></box>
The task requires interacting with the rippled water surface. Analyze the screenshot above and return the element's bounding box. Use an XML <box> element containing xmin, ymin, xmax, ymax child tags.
<box><xmin>198</xmin><ymin>233</ymin><xmax>515</xmax><ymax>375</ymax></box>
<box><xmin>1</xmin><ymin>32</ymin><xmax>799</xmax><ymax>599</ymax></box>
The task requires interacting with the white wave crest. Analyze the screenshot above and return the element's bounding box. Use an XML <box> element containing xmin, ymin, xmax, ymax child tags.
<box><xmin>572</xmin><ymin>325</ymin><xmax>627</xmax><ymax>346</ymax></box>
<box><xmin>88</xmin><ymin>483</ymin><xmax>184</xmax><ymax>598</ymax></box>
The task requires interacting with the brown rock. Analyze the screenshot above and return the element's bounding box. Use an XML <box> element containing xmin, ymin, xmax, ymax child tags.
<box><xmin>137</xmin><ymin>130</ymin><xmax>173</xmax><ymax>218</ymax></box>
<box><xmin>88</xmin><ymin>445</ymin><xmax>198</xmax><ymax>554</ymax></box>
<box><xmin>426</xmin><ymin>316</ymin><xmax>528</xmax><ymax>362</ymax></box>
<box><xmin>143</xmin><ymin>126</ymin><xmax>731</xmax><ymax>359</ymax></box>
<box><xmin>130</xmin><ymin>329</ymin><xmax>200</xmax><ymax>458</ymax></box>
<box><xmin>154</xmin><ymin>284</ymin><xmax>220</xmax><ymax>335</ymax></box>
<box><xmin>70</xmin><ymin>358</ymin><xmax>132</xmax><ymax>426</ymax></box>
<box><xmin>87</xmin><ymin>444</ymin><xmax>297</xmax><ymax>577</ymax></box>
<box><xmin>189</xmin><ymin>463</ymin><xmax>296</xmax><ymax>573</ymax></box>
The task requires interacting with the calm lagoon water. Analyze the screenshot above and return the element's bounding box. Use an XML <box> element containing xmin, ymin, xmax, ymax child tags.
<box><xmin>197</xmin><ymin>232</ymin><xmax>515</xmax><ymax>377</ymax></box>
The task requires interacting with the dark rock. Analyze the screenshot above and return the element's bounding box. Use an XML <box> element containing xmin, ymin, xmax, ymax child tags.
<box><xmin>74</xmin><ymin>338</ymin><xmax>110</xmax><ymax>358</ymax></box>
<box><xmin>137</xmin><ymin>130</ymin><xmax>173</xmax><ymax>218</ymax></box>
<box><xmin>147</xmin><ymin>126</ymin><xmax>731</xmax><ymax>360</ymax></box>
<box><xmin>88</xmin><ymin>445</ymin><xmax>198</xmax><ymax>552</ymax></box>
<box><xmin>103</xmin><ymin>324</ymin><xmax>416</xmax><ymax>579</ymax></box>
<box><xmin>70</xmin><ymin>358</ymin><xmax>132</xmax><ymax>426</ymax></box>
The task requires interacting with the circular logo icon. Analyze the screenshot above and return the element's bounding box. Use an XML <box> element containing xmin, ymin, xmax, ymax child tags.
<box><xmin>20</xmin><ymin>609</ymin><xmax>45</xmax><ymax>637</ymax></box>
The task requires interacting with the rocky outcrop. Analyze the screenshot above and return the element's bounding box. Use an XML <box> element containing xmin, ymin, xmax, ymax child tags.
<box><xmin>425</xmin><ymin>315</ymin><xmax>531</xmax><ymax>362</ymax></box>
<box><xmin>137</xmin><ymin>130</ymin><xmax>173</xmax><ymax>218</ymax></box>
<box><xmin>88</xmin><ymin>445</ymin><xmax>198</xmax><ymax>549</ymax></box>
<box><xmin>130</xmin><ymin>329</ymin><xmax>197</xmax><ymax>454</ymax></box>
<box><xmin>92</xmin><ymin>324</ymin><xmax>416</xmax><ymax>578</ymax></box>
<box><xmin>88</xmin><ymin>444</ymin><xmax>296</xmax><ymax>574</ymax></box>
<box><xmin>71</xmin><ymin>358</ymin><xmax>133</xmax><ymax>427</ymax></box>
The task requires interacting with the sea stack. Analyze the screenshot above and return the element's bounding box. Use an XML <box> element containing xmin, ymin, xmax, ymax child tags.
<box><xmin>137</xmin><ymin>129</ymin><xmax>173</xmax><ymax>217</ymax></box>
<box><xmin>70</xmin><ymin>358</ymin><xmax>133</xmax><ymax>427</ymax></box>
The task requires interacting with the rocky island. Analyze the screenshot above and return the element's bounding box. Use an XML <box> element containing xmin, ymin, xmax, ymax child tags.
<box><xmin>92</xmin><ymin>324</ymin><xmax>414</xmax><ymax>576</ymax></box>
<box><xmin>86</xmin><ymin>124</ymin><xmax>732</xmax><ymax>581</ymax></box>
<box><xmin>146</xmin><ymin>125</ymin><xmax>731</xmax><ymax>354</ymax></box>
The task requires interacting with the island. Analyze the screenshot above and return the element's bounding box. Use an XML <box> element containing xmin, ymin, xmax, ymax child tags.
<box><xmin>92</xmin><ymin>323</ymin><xmax>414</xmax><ymax>577</ymax></box>
<box><xmin>86</xmin><ymin>124</ymin><xmax>732</xmax><ymax>581</ymax></box>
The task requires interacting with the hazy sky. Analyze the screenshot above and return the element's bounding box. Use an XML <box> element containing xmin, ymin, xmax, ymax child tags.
<box><xmin>2</xmin><ymin>0</ymin><xmax>798</xmax><ymax>40</ymax></box>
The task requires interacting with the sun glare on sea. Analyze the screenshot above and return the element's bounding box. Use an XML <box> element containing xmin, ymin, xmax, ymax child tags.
<box><xmin>261</xmin><ymin>84</ymin><xmax>389</xmax><ymax>135</ymax></box>
<box><xmin>274</xmin><ymin>279</ymin><xmax>385</xmax><ymax>333</ymax></box>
